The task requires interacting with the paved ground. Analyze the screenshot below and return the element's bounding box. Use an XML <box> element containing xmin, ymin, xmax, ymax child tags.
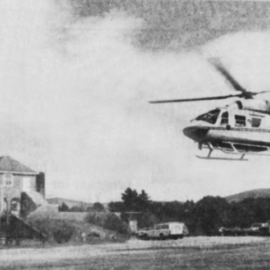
<box><xmin>0</xmin><ymin>236</ymin><xmax>269</xmax><ymax>269</ymax></box>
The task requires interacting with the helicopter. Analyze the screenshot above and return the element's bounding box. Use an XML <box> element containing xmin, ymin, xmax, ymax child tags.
<box><xmin>150</xmin><ymin>60</ymin><xmax>270</xmax><ymax>161</ymax></box>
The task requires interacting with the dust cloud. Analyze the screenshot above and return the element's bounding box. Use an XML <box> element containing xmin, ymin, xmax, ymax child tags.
<box><xmin>0</xmin><ymin>0</ymin><xmax>270</xmax><ymax>202</ymax></box>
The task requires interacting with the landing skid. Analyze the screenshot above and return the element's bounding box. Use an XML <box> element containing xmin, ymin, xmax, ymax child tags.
<box><xmin>196</xmin><ymin>155</ymin><xmax>248</xmax><ymax>161</ymax></box>
<box><xmin>197</xmin><ymin>142</ymin><xmax>248</xmax><ymax>161</ymax></box>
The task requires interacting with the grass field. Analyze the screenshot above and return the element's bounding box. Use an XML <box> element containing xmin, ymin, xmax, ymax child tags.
<box><xmin>0</xmin><ymin>236</ymin><xmax>270</xmax><ymax>269</ymax></box>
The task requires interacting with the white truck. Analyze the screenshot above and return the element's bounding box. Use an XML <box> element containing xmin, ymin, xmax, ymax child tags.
<box><xmin>136</xmin><ymin>222</ymin><xmax>189</xmax><ymax>240</ymax></box>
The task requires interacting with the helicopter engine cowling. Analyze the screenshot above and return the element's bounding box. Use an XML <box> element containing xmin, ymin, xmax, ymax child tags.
<box><xmin>233</xmin><ymin>99</ymin><xmax>270</xmax><ymax>113</ymax></box>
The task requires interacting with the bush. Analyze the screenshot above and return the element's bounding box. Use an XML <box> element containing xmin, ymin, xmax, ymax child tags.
<box><xmin>85</xmin><ymin>212</ymin><xmax>129</xmax><ymax>235</ymax></box>
<box><xmin>104</xmin><ymin>213</ymin><xmax>129</xmax><ymax>234</ymax></box>
<box><xmin>28</xmin><ymin>218</ymin><xmax>75</xmax><ymax>244</ymax></box>
<box><xmin>137</xmin><ymin>210</ymin><xmax>159</xmax><ymax>229</ymax></box>
<box><xmin>53</xmin><ymin>223</ymin><xmax>74</xmax><ymax>243</ymax></box>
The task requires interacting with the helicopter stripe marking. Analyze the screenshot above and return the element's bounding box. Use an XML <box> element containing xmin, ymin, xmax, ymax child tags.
<box><xmin>206</xmin><ymin>126</ymin><xmax>270</xmax><ymax>146</ymax></box>
<box><xmin>210</xmin><ymin>127</ymin><xmax>270</xmax><ymax>133</ymax></box>
<box><xmin>193</xmin><ymin>126</ymin><xmax>270</xmax><ymax>133</ymax></box>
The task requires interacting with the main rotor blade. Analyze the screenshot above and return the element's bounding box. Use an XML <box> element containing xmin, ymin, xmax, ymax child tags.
<box><xmin>149</xmin><ymin>94</ymin><xmax>242</xmax><ymax>103</ymax></box>
<box><xmin>210</xmin><ymin>59</ymin><xmax>246</xmax><ymax>93</ymax></box>
<box><xmin>255</xmin><ymin>90</ymin><xmax>270</xmax><ymax>95</ymax></box>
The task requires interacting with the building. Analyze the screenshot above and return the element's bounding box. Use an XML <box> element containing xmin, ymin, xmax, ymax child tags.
<box><xmin>0</xmin><ymin>156</ymin><xmax>47</xmax><ymax>217</ymax></box>
<box><xmin>118</xmin><ymin>211</ymin><xmax>141</xmax><ymax>233</ymax></box>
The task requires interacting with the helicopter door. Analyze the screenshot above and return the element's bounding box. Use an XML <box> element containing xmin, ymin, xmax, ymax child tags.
<box><xmin>220</xmin><ymin>112</ymin><xmax>229</xmax><ymax>125</ymax></box>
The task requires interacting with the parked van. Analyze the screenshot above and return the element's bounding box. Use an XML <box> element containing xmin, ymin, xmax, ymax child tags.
<box><xmin>136</xmin><ymin>222</ymin><xmax>188</xmax><ymax>240</ymax></box>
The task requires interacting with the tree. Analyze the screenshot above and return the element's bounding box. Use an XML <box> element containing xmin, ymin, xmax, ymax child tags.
<box><xmin>228</xmin><ymin>198</ymin><xmax>270</xmax><ymax>228</ymax></box>
<box><xmin>121</xmin><ymin>188</ymin><xmax>139</xmax><ymax>211</ymax></box>
<box><xmin>69</xmin><ymin>205</ymin><xmax>85</xmax><ymax>212</ymax></box>
<box><xmin>108</xmin><ymin>201</ymin><xmax>124</xmax><ymax>212</ymax></box>
<box><xmin>162</xmin><ymin>201</ymin><xmax>185</xmax><ymax>222</ymax></box>
<box><xmin>121</xmin><ymin>188</ymin><xmax>151</xmax><ymax>212</ymax></box>
<box><xmin>137</xmin><ymin>190</ymin><xmax>151</xmax><ymax>210</ymax></box>
<box><xmin>137</xmin><ymin>210</ymin><xmax>159</xmax><ymax>228</ymax></box>
<box><xmin>192</xmin><ymin>196</ymin><xmax>231</xmax><ymax>235</ymax></box>
<box><xmin>59</xmin><ymin>203</ymin><xmax>69</xmax><ymax>212</ymax></box>
<box><xmin>92</xmin><ymin>202</ymin><xmax>105</xmax><ymax>212</ymax></box>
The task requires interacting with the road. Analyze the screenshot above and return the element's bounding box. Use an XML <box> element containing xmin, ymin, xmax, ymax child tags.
<box><xmin>0</xmin><ymin>236</ymin><xmax>269</xmax><ymax>270</ymax></box>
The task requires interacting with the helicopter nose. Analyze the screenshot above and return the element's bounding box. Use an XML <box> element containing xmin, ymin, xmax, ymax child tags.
<box><xmin>183</xmin><ymin>126</ymin><xmax>209</xmax><ymax>142</ymax></box>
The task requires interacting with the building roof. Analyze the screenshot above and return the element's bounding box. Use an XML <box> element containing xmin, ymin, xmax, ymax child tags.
<box><xmin>0</xmin><ymin>156</ymin><xmax>37</xmax><ymax>175</ymax></box>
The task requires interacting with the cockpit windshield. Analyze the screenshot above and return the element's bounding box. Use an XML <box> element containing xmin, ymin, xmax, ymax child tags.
<box><xmin>196</xmin><ymin>109</ymin><xmax>220</xmax><ymax>124</ymax></box>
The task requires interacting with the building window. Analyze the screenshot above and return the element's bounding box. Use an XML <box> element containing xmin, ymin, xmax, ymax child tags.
<box><xmin>4</xmin><ymin>174</ymin><xmax>13</xmax><ymax>187</ymax></box>
<box><xmin>235</xmin><ymin>115</ymin><xmax>246</xmax><ymax>127</ymax></box>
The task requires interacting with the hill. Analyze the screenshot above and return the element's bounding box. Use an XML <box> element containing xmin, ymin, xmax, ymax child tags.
<box><xmin>47</xmin><ymin>197</ymin><xmax>94</xmax><ymax>210</ymax></box>
<box><xmin>225</xmin><ymin>189</ymin><xmax>270</xmax><ymax>203</ymax></box>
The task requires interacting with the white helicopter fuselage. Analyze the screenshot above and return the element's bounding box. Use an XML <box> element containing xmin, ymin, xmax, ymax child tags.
<box><xmin>183</xmin><ymin>101</ymin><xmax>270</xmax><ymax>156</ymax></box>
<box><xmin>150</xmin><ymin>60</ymin><xmax>270</xmax><ymax>159</ymax></box>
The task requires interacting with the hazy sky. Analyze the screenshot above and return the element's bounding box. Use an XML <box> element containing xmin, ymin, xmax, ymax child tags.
<box><xmin>2</xmin><ymin>0</ymin><xmax>270</xmax><ymax>202</ymax></box>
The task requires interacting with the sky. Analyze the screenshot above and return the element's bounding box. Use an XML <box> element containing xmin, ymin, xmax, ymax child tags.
<box><xmin>1</xmin><ymin>0</ymin><xmax>270</xmax><ymax>202</ymax></box>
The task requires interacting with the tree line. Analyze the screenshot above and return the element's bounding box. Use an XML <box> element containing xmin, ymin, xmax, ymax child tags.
<box><xmin>58</xmin><ymin>188</ymin><xmax>270</xmax><ymax>235</ymax></box>
<box><xmin>109</xmin><ymin>188</ymin><xmax>270</xmax><ymax>236</ymax></box>
<box><xmin>58</xmin><ymin>202</ymin><xmax>105</xmax><ymax>213</ymax></box>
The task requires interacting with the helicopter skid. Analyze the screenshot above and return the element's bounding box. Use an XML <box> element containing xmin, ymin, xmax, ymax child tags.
<box><xmin>196</xmin><ymin>155</ymin><xmax>248</xmax><ymax>161</ymax></box>
<box><xmin>197</xmin><ymin>140</ymin><xmax>270</xmax><ymax>161</ymax></box>
<box><xmin>197</xmin><ymin>144</ymin><xmax>248</xmax><ymax>160</ymax></box>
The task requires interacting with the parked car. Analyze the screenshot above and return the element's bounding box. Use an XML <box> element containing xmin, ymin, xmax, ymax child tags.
<box><xmin>136</xmin><ymin>222</ymin><xmax>188</xmax><ymax>240</ymax></box>
<box><xmin>249</xmin><ymin>223</ymin><xmax>269</xmax><ymax>236</ymax></box>
<box><xmin>219</xmin><ymin>223</ymin><xmax>270</xmax><ymax>237</ymax></box>
<box><xmin>250</xmin><ymin>223</ymin><xmax>263</xmax><ymax>233</ymax></box>
<box><xmin>219</xmin><ymin>227</ymin><xmax>248</xmax><ymax>236</ymax></box>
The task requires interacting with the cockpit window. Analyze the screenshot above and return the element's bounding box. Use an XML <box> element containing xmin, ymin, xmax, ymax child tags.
<box><xmin>221</xmin><ymin>112</ymin><xmax>229</xmax><ymax>125</ymax></box>
<box><xmin>196</xmin><ymin>109</ymin><xmax>220</xmax><ymax>124</ymax></box>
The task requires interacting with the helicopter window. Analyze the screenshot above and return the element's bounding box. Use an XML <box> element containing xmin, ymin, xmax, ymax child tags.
<box><xmin>234</xmin><ymin>144</ymin><xmax>267</xmax><ymax>152</ymax></box>
<box><xmin>235</xmin><ymin>115</ymin><xmax>246</xmax><ymax>127</ymax></box>
<box><xmin>251</xmin><ymin>118</ymin><xmax>261</xmax><ymax>128</ymax></box>
<box><xmin>220</xmin><ymin>112</ymin><xmax>229</xmax><ymax>125</ymax></box>
<box><xmin>211</xmin><ymin>141</ymin><xmax>233</xmax><ymax>151</ymax></box>
<box><xmin>196</xmin><ymin>109</ymin><xmax>220</xmax><ymax>124</ymax></box>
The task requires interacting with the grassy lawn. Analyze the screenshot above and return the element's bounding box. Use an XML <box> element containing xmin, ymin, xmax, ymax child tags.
<box><xmin>71</xmin><ymin>240</ymin><xmax>270</xmax><ymax>270</ymax></box>
<box><xmin>0</xmin><ymin>237</ymin><xmax>270</xmax><ymax>269</ymax></box>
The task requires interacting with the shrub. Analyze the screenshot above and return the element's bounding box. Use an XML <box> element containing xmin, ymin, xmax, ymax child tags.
<box><xmin>103</xmin><ymin>214</ymin><xmax>129</xmax><ymax>234</ymax></box>
<box><xmin>28</xmin><ymin>218</ymin><xmax>75</xmax><ymax>244</ymax></box>
<box><xmin>137</xmin><ymin>210</ymin><xmax>159</xmax><ymax>229</ymax></box>
<box><xmin>52</xmin><ymin>223</ymin><xmax>74</xmax><ymax>243</ymax></box>
<box><xmin>85</xmin><ymin>212</ymin><xmax>129</xmax><ymax>235</ymax></box>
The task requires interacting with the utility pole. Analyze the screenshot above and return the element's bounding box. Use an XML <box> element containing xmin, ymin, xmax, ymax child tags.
<box><xmin>0</xmin><ymin>188</ymin><xmax>1</xmax><ymax>235</ymax></box>
<box><xmin>0</xmin><ymin>187</ymin><xmax>3</xmax><ymax>245</ymax></box>
<box><xmin>5</xmin><ymin>196</ymin><xmax>9</xmax><ymax>244</ymax></box>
